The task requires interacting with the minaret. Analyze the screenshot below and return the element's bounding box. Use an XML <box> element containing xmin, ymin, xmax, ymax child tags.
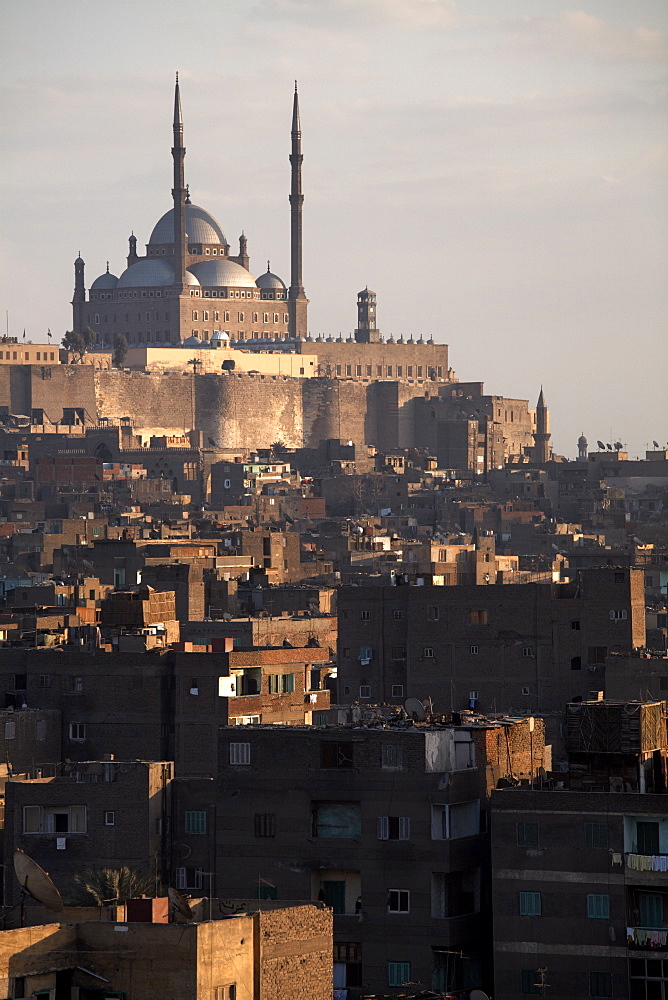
<box><xmin>237</xmin><ymin>233</ymin><xmax>250</xmax><ymax>271</ymax></box>
<box><xmin>171</xmin><ymin>72</ymin><xmax>187</xmax><ymax>293</ymax></box>
<box><xmin>578</xmin><ymin>432</ymin><xmax>588</xmax><ymax>460</ymax></box>
<box><xmin>288</xmin><ymin>82</ymin><xmax>308</xmax><ymax>339</ymax></box>
<box><xmin>72</xmin><ymin>253</ymin><xmax>85</xmax><ymax>334</ymax></box>
<box><xmin>533</xmin><ymin>387</ymin><xmax>552</xmax><ymax>464</ymax></box>
<box><xmin>355</xmin><ymin>287</ymin><xmax>380</xmax><ymax>343</ymax></box>
<box><xmin>127</xmin><ymin>233</ymin><xmax>138</xmax><ymax>267</ymax></box>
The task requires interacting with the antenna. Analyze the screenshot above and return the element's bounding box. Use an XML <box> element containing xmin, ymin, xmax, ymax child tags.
<box><xmin>168</xmin><ymin>885</ymin><xmax>194</xmax><ymax>921</ymax></box>
<box><xmin>404</xmin><ymin>697</ymin><xmax>426</xmax><ymax>722</ymax></box>
<box><xmin>13</xmin><ymin>848</ymin><xmax>63</xmax><ymax>921</ymax></box>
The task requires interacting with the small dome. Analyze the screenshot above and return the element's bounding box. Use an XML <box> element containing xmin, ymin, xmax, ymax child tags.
<box><xmin>91</xmin><ymin>270</ymin><xmax>119</xmax><ymax>290</ymax></box>
<box><xmin>188</xmin><ymin>258</ymin><xmax>257</xmax><ymax>289</ymax></box>
<box><xmin>183</xmin><ymin>335</ymin><xmax>203</xmax><ymax>347</ymax></box>
<box><xmin>211</xmin><ymin>331</ymin><xmax>230</xmax><ymax>341</ymax></box>
<box><xmin>149</xmin><ymin>204</ymin><xmax>227</xmax><ymax>246</ymax></box>
<box><xmin>256</xmin><ymin>268</ymin><xmax>286</xmax><ymax>290</ymax></box>
<box><xmin>117</xmin><ymin>258</ymin><xmax>178</xmax><ymax>288</ymax></box>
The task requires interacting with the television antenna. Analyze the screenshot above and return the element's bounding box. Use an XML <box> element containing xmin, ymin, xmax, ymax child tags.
<box><xmin>13</xmin><ymin>848</ymin><xmax>63</xmax><ymax>925</ymax></box>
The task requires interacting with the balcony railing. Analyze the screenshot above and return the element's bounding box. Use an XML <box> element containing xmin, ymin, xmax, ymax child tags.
<box><xmin>627</xmin><ymin>926</ymin><xmax>668</xmax><ymax>950</ymax></box>
<box><xmin>625</xmin><ymin>853</ymin><xmax>668</xmax><ymax>873</ymax></box>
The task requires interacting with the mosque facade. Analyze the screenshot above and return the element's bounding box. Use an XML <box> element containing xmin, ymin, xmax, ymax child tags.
<box><xmin>72</xmin><ymin>77</ymin><xmax>307</xmax><ymax>346</ymax></box>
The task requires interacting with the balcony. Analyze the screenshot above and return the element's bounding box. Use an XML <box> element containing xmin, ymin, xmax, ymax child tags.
<box><xmin>627</xmin><ymin>926</ymin><xmax>668</xmax><ymax>951</ymax></box>
<box><xmin>625</xmin><ymin>854</ymin><xmax>668</xmax><ymax>885</ymax></box>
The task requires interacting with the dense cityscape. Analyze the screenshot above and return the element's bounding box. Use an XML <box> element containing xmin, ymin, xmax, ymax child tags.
<box><xmin>1</xmin><ymin>4</ymin><xmax>667</xmax><ymax>998</ymax></box>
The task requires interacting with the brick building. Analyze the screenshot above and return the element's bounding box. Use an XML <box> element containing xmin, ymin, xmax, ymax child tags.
<box><xmin>337</xmin><ymin>568</ymin><xmax>646</xmax><ymax>738</ymax></box>
<box><xmin>172</xmin><ymin>718</ymin><xmax>545</xmax><ymax>997</ymax></box>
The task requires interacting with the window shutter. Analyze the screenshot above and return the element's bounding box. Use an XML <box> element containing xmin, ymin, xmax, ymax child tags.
<box><xmin>377</xmin><ymin>816</ymin><xmax>389</xmax><ymax>840</ymax></box>
<box><xmin>399</xmin><ymin>816</ymin><xmax>411</xmax><ymax>841</ymax></box>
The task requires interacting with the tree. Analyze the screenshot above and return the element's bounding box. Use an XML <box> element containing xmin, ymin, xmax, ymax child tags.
<box><xmin>270</xmin><ymin>440</ymin><xmax>287</xmax><ymax>459</ymax></box>
<box><xmin>61</xmin><ymin>330</ymin><xmax>87</xmax><ymax>362</ymax></box>
<box><xmin>112</xmin><ymin>333</ymin><xmax>128</xmax><ymax>368</ymax></box>
<box><xmin>69</xmin><ymin>866</ymin><xmax>159</xmax><ymax>906</ymax></box>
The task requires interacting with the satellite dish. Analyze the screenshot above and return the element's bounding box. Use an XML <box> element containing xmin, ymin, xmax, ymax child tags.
<box><xmin>168</xmin><ymin>885</ymin><xmax>194</xmax><ymax>921</ymax></box>
<box><xmin>13</xmin><ymin>849</ymin><xmax>63</xmax><ymax>912</ymax></box>
<box><xmin>404</xmin><ymin>697</ymin><xmax>426</xmax><ymax>722</ymax></box>
<box><xmin>470</xmin><ymin>992</ymin><xmax>490</xmax><ymax>1000</ymax></box>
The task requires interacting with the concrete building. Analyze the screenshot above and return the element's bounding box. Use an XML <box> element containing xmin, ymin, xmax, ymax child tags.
<box><xmin>0</xmin><ymin>903</ymin><xmax>332</xmax><ymax>1000</ymax></box>
<box><xmin>336</xmin><ymin>568</ymin><xmax>646</xmax><ymax>738</ymax></box>
<box><xmin>173</xmin><ymin>717</ymin><xmax>546</xmax><ymax>997</ymax></box>
<box><xmin>491</xmin><ymin>698</ymin><xmax>668</xmax><ymax>1000</ymax></box>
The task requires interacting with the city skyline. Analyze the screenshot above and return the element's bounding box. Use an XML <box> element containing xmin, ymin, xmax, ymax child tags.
<box><xmin>1</xmin><ymin>0</ymin><xmax>666</xmax><ymax>457</ymax></box>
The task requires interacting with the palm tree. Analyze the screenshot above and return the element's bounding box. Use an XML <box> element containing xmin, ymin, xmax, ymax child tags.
<box><xmin>70</xmin><ymin>866</ymin><xmax>159</xmax><ymax>906</ymax></box>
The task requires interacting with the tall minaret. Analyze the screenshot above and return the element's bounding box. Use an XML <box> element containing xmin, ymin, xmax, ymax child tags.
<box><xmin>72</xmin><ymin>253</ymin><xmax>86</xmax><ymax>334</ymax></box>
<box><xmin>288</xmin><ymin>82</ymin><xmax>308</xmax><ymax>339</ymax></box>
<box><xmin>533</xmin><ymin>387</ymin><xmax>552</xmax><ymax>463</ymax></box>
<box><xmin>172</xmin><ymin>72</ymin><xmax>187</xmax><ymax>293</ymax></box>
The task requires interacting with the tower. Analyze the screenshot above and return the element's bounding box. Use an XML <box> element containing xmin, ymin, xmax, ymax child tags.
<box><xmin>72</xmin><ymin>253</ymin><xmax>85</xmax><ymax>334</ymax></box>
<box><xmin>171</xmin><ymin>72</ymin><xmax>187</xmax><ymax>292</ymax></box>
<box><xmin>578</xmin><ymin>432</ymin><xmax>588</xmax><ymax>460</ymax></box>
<box><xmin>355</xmin><ymin>288</ymin><xmax>380</xmax><ymax>343</ymax></box>
<box><xmin>287</xmin><ymin>83</ymin><xmax>308</xmax><ymax>339</ymax></box>
<box><xmin>533</xmin><ymin>387</ymin><xmax>552</xmax><ymax>464</ymax></box>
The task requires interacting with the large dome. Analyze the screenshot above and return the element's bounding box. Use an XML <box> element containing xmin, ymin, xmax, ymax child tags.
<box><xmin>149</xmin><ymin>204</ymin><xmax>227</xmax><ymax>246</ymax></box>
<box><xmin>188</xmin><ymin>259</ymin><xmax>257</xmax><ymax>289</ymax></box>
<box><xmin>118</xmin><ymin>259</ymin><xmax>177</xmax><ymax>288</ymax></box>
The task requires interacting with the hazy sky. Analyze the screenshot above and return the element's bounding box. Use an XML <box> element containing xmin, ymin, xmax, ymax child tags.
<box><xmin>1</xmin><ymin>0</ymin><xmax>666</xmax><ymax>457</ymax></box>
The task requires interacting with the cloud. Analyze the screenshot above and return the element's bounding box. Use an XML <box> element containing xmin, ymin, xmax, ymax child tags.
<box><xmin>254</xmin><ymin>0</ymin><xmax>460</xmax><ymax>30</ymax></box>
<box><xmin>506</xmin><ymin>9</ymin><xmax>668</xmax><ymax>63</ymax></box>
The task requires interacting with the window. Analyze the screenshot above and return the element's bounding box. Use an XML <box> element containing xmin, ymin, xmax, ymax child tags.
<box><xmin>519</xmin><ymin>891</ymin><xmax>541</xmax><ymax>916</ymax></box>
<box><xmin>388</xmin><ymin>962</ymin><xmax>410</xmax><ymax>987</ymax></box>
<box><xmin>431</xmin><ymin>801</ymin><xmax>480</xmax><ymax>840</ymax></box>
<box><xmin>588</xmin><ymin>646</ymin><xmax>607</xmax><ymax>664</ymax></box>
<box><xmin>23</xmin><ymin>804</ymin><xmax>87</xmax><ymax>834</ymax></box>
<box><xmin>392</xmin><ymin>609</ymin><xmax>403</xmax><ymax>620</ymax></box>
<box><xmin>185</xmin><ymin>811</ymin><xmax>206</xmax><ymax>835</ymax></box>
<box><xmin>587</xmin><ymin>893</ymin><xmax>610</xmax><ymax>919</ymax></box>
<box><xmin>312</xmin><ymin>802</ymin><xmax>361</xmax><ymax>838</ymax></box>
<box><xmin>381</xmin><ymin>744</ymin><xmax>403</xmax><ymax>769</ymax></box>
<box><xmin>468</xmin><ymin>609</ymin><xmax>488</xmax><ymax>624</ymax></box>
<box><xmin>470</xmin><ymin>644</ymin><xmax>479</xmax><ymax>655</ymax></box>
<box><xmin>423</xmin><ymin>647</ymin><xmax>434</xmax><ymax>658</ymax></box>
<box><xmin>4</xmin><ymin>722</ymin><xmax>15</xmax><ymax>740</ymax></box>
<box><xmin>69</xmin><ymin>723</ymin><xmax>86</xmax><ymax>741</ymax></box>
<box><xmin>521</xmin><ymin>970</ymin><xmax>543</xmax><ymax>995</ymax></box>
<box><xmin>428</xmin><ymin>606</ymin><xmax>439</xmax><ymax>621</ymax></box>
<box><xmin>391</xmin><ymin>684</ymin><xmax>404</xmax><ymax>698</ymax></box>
<box><xmin>68</xmin><ymin>675</ymin><xmax>83</xmax><ymax>692</ymax></box>
<box><xmin>359</xmin><ymin>685</ymin><xmax>371</xmax><ymax>699</ymax></box>
<box><xmin>517</xmin><ymin>822</ymin><xmax>539</xmax><ymax>847</ymax></box>
<box><xmin>254</xmin><ymin>813</ymin><xmax>276</xmax><ymax>837</ymax></box>
<box><xmin>522</xmin><ymin>686</ymin><xmax>530</xmax><ymax>696</ymax></box>
<box><xmin>522</xmin><ymin>647</ymin><xmax>534</xmax><ymax>658</ymax></box>
<box><xmin>589</xmin><ymin>972</ymin><xmax>613</xmax><ymax>997</ymax></box>
<box><xmin>571</xmin><ymin>620</ymin><xmax>580</xmax><ymax>630</ymax></box>
<box><xmin>268</xmin><ymin>673</ymin><xmax>295</xmax><ymax>694</ymax></box>
<box><xmin>571</xmin><ymin>656</ymin><xmax>582</xmax><ymax>670</ymax></box>
<box><xmin>213</xmin><ymin>988</ymin><xmax>236</xmax><ymax>1000</ymax></box>
<box><xmin>609</xmin><ymin>609</ymin><xmax>628</xmax><ymax>620</ymax></box>
<box><xmin>377</xmin><ymin>816</ymin><xmax>410</xmax><ymax>841</ymax></box>
<box><xmin>391</xmin><ymin>646</ymin><xmax>406</xmax><ymax>660</ymax></box>
<box><xmin>104</xmin><ymin>811</ymin><xmax>115</xmax><ymax>826</ymax></box>
<box><xmin>229</xmin><ymin>742</ymin><xmax>250</xmax><ymax>765</ymax></box>
<box><xmin>361</xmin><ymin>610</ymin><xmax>370</xmax><ymax>621</ymax></box>
<box><xmin>321</xmin><ymin>742</ymin><xmax>353</xmax><ymax>768</ymax></box>
<box><xmin>584</xmin><ymin>823</ymin><xmax>608</xmax><ymax>849</ymax></box>
<box><xmin>175</xmin><ymin>867</ymin><xmax>204</xmax><ymax>890</ymax></box>
<box><xmin>387</xmin><ymin>888</ymin><xmax>411</xmax><ymax>915</ymax></box>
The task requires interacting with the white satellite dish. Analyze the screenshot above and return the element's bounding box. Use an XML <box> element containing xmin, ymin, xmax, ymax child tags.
<box><xmin>470</xmin><ymin>991</ymin><xmax>490</xmax><ymax>1000</ymax></box>
<box><xmin>404</xmin><ymin>697</ymin><xmax>426</xmax><ymax>722</ymax></box>
<box><xmin>168</xmin><ymin>885</ymin><xmax>194</xmax><ymax>921</ymax></box>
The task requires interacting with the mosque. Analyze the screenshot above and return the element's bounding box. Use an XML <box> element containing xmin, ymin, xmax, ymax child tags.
<box><xmin>72</xmin><ymin>76</ymin><xmax>308</xmax><ymax>346</ymax></box>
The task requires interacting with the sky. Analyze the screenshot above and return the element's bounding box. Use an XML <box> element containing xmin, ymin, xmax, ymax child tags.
<box><xmin>0</xmin><ymin>0</ymin><xmax>666</xmax><ymax>458</ymax></box>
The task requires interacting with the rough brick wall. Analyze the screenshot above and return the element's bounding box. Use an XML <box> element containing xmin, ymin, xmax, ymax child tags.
<box><xmin>257</xmin><ymin>904</ymin><xmax>333</xmax><ymax>1000</ymax></box>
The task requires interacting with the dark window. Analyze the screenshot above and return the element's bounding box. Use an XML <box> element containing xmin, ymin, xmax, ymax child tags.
<box><xmin>321</xmin><ymin>742</ymin><xmax>354</xmax><ymax>768</ymax></box>
<box><xmin>521</xmin><ymin>970</ymin><xmax>543</xmax><ymax>995</ymax></box>
<box><xmin>517</xmin><ymin>822</ymin><xmax>540</xmax><ymax>847</ymax></box>
<box><xmin>571</xmin><ymin>656</ymin><xmax>582</xmax><ymax>670</ymax></box>
<box><xmin>312</xmin><ymin>801</ymin><xmax>361</xmax><ymax>838</ymax></box>
<box><xmin>254</xmin><ymin>813</ymin><xmax>276</xmax><ymax>837</ymax></box>
<box><xmin>589</xmin><ymin>971</ymin><xmax>613</xmax><ymax>997</ymax></box>
<box><xmin>588</xmin><ymin>646</ymin><xmax>608</xmax><ymax>664</ymax></box>
<box><xmin>571</xmin><ymin>620</ymin><xmax>580</xmax><ymax>630</ymax></box>
<box><xmin>584</xmin><ymin>823</ymin><xmax>608</xmax><ymax>849</ymax></box>
<box><xmin>636</xmin><ymin>821</ymin><xmax>660</xmax><ymax>855</ymax></box>
<box><xmin>14</xmin><ymin>674</ymin><xmax>27</xmax><ymax>690</ymax></box>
